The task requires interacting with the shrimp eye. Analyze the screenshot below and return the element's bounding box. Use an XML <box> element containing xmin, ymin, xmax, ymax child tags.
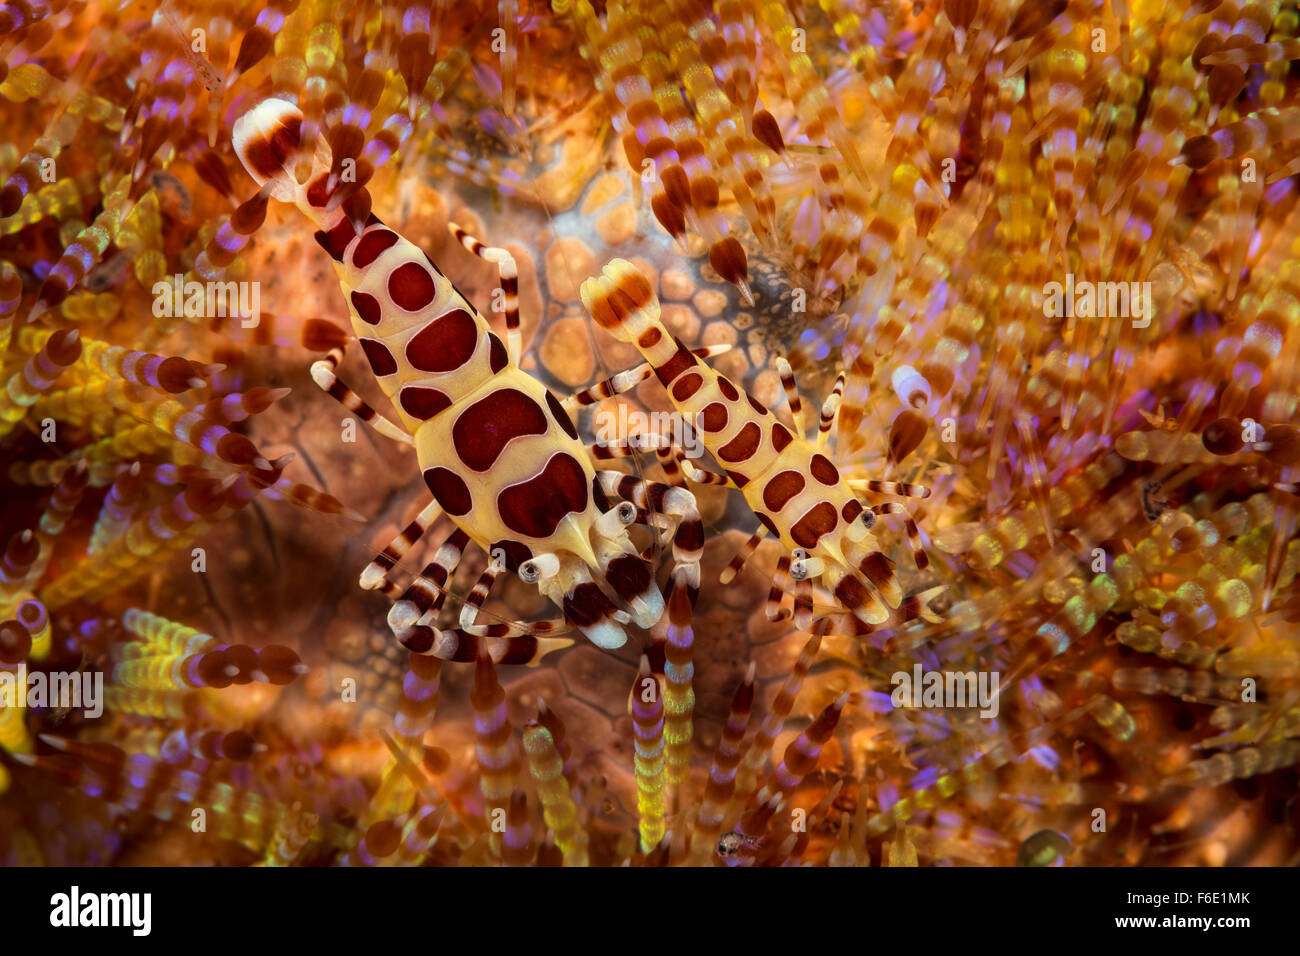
<box><xmin>617</xmin><ymin>502</ymin><xmax>636</xmax><ymax>525</ymax></box>
<box><xmin>860</xmin><ymin>510</ymin><xmax>877</xmax><ymax>530</ymax></box>
<box><xmin>519</xmin><ymin>562</ymin><xmax>541</xmax><ymax>582</ymax></box>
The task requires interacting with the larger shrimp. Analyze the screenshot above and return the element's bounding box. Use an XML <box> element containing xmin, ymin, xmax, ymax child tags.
<box><xmin>232</xmin><ymin>99</ymin><xmax>702</xmax><ymax>661</ymax></box>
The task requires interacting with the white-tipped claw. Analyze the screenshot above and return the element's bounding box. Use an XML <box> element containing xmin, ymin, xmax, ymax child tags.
<box><xmin>584</xmin><ymin>618</ymin><xmax>628</xmax><ymax>649</ymax></box>
<box><xmin>388</xmin><ymin>600</ymin><xmax>420</xmax><ymax>634</ymax></box>
<box><xmin>359</xmin><ymin>563</ymin><xmax>386</xmax><ymax>590</ymax></box>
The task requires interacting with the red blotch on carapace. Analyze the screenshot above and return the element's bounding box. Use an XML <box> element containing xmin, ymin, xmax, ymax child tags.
<box><xmin>452</xmin><ymin>388</ymin><xmax>549</xmax><ymax>472</ymax></box>
<box><xmin>497</xmin><ymin>453</ymin><xmax>590</xmax><ymax>539</ymax></box>
<box><xmin>405</xmin><ymin>309</ymin><xmax>479</xmax><ymax>372</ymax></box>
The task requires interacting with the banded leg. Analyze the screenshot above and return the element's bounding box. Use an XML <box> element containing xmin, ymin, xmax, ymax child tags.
<box><xmin>583</xmin><ymin>406</ymin><xmax>729</xmax><ymax>493</ymax></box>
<box><xmin>870</xmin><ymin>502</ymin><xmax>929</xmax><ymax>570</ymax></box>
<box><xmin>360</xmin><ymin>499</ymin><xmax>442</xmax><ymax>591</ymax></box>
<box><xmin>719</xmin><ymin>527</ymin><xmax>767</xmax><ymax>584</ymax></box>
<box><xmin>792</xmin><ymin>572</ymin><xmax>815</xmax><ymax>631</ymax></box>
<box><xmin>652</xmin><ymin>442</ymin><xmax>687</xmax><ymax>488</ymax></box>
<box><xmin>455</xmin><ymin>561</ymin><xmax>572</xmax><ymax>638</ymax></box>
<box><xmin>849</xmin><ymin>478</ymin><xmax>932</xmax><ymax>499</ymax></box>
<box><xmin>670</xmin><ymin>447</ymin><xmax>733</xmax><ymax>489</ymax></box>
<box><xmin>901</xmin><ymin>585</ymin><xmax>946</xmax><ymax>623</ymax></box>
<box><xmin>565</xmin><ymin>364</ymin><xmax>655</xmax><ymax>411</ymax></box>
<box><xmin>448</xmin><ymin>222</ymin><xmax>521</xmax><ymax>364</ymax></box>
<box><xmin>592</xmin><ymin>422</ymin><xmax>728</xmax><ymax>488</ymax></box>
<box><xmin>367</xmin><ymin>576</ymin><xmax>403</xmax><ymax>599</ymax></box>
<box><xmin>789</xmin><ymin>551</ymin><xmax>827</xmax><ymax>632</ymax></box>
<box><xmin>311</xmin><ymin>347</ymin><xmax>414</xmax><ymax>446</ymax></box>
<box><xmin>458</xmin><ymin>562</ymin><xmax>503</xmax><ymax>632</ymax></box>
<box><xmin>388</xmin><ymin>529</ymin><xmax>470</xmax><ymax>646</ymax></box>
<box><xmin>765</xmin><ymin>553</ymin><xmax>794</xmax><ymax>623</ymax></box>
<box><xmin>651</xmin><ymin>432</ymin><xmax>734</xmax><ymax>492</ymax></box>
<box><xmin>818</xmin><ymin>369</ymin><xmax>848</xmax><ymax>448</ymax></box>
<box><xmin>590</xmin><ymin>433</ymin><xmax>672</xmax><ymax>462</ymax></box>
<box><xmin>564</xmin><ymin>345</ymin><xmax>733</xmax><ymax>411</ymax></box>
<box><xmin>775</xmin><ymin>355</ymin><xmax>806</xmax><ymax>438</ymax></box>
<box><xmin>812</xmin><ymin>585</ymin><xmax>946</xmax><ymax>635</ymax></box>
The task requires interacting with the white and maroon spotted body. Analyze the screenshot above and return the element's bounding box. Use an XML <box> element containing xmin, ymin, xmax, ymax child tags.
<box><xmin>233</xmin><ymin>99</ymin><xmax>676</xmax><ymax>654</ymax></box>
<box><xmin>316</xmin><ymin>217</ymin><xmax>605</xmax><ymax>571</ymax></box>
<box><xmin>581</xmin><ymin>260</ymin><xmax>925</xmax><ymax>630</ymax></box>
